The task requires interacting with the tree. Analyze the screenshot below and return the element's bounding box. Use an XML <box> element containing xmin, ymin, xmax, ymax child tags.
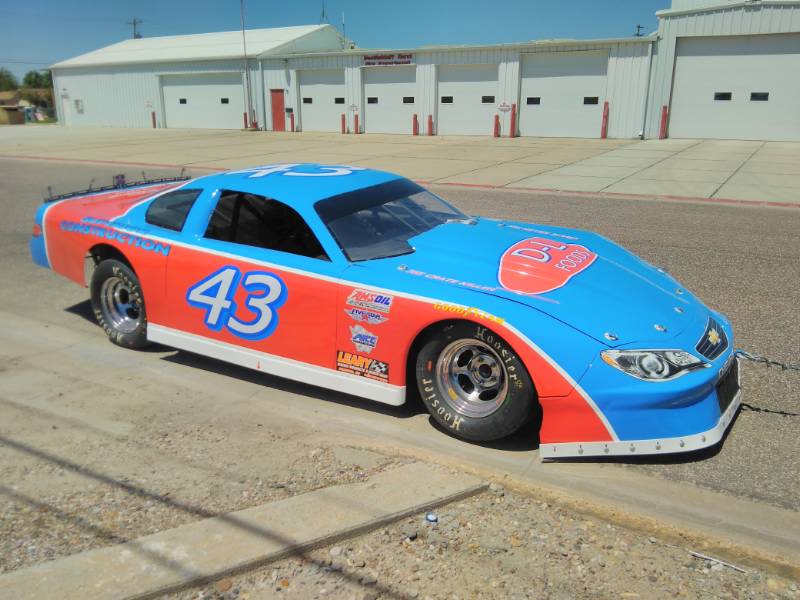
<box><xmin>0</xmin><ymin>68</ymin><xmax>18</xmax><ymax>91</ymax></box>
<box><xmin>23</xmin><ymin>71</ymin><xmax>42</xmax><ymax>88</ymax></box>
<box><xmin>22</xmin><ymin>70</ymin><xmax>52</xmax><ymax>89</ymax></box>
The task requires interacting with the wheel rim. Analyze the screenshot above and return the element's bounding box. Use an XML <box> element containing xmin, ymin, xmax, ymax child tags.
<box><xmin>435</xmin><ymin>339</ymin><xmax>508</xmax><ymax>418</ymax></box>
<box><xmin>100</xmin><ymin>276</ymin><xmax>142</xmax><ymax>334</ymax></box>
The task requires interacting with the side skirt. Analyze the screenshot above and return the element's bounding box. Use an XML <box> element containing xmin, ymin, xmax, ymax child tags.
<box><xmin>147</xmin><ymin>323</ymin><xmax>406</xmax><ymax>407</ymax></box>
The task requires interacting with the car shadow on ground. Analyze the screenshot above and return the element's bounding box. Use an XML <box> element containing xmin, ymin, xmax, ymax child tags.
<box><xmin>161</xmin><ymin>349</ymin><xmax>425</xmax><ymax>421</ymax></box>
<box><xmin>426</xmin><ymin>414</ymin><xmax>541</xmax><ymax>453</ymax></box>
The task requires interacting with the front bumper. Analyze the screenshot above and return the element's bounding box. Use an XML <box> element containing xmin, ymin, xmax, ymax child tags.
<box><xmin>539</xmin><ymin>310</ymin><xmax>741</xmax><ymax>460</ymax></box>
<box><xmin>540</xmin><ymin>356</ymin><xmax>742</xmax><ymax>459</ymax></box>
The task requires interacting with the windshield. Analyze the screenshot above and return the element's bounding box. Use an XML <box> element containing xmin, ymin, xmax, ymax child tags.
<box><xmin>315</xmin><ymin>179</ymin><xmax>468</xmax><ymax>261</ymax></box>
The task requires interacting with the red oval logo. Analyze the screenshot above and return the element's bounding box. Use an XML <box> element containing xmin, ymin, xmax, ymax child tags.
<box><xmin>498</xmin><ymin>237</ymin><xmax>598</xmax><ymax>295</ymax></box>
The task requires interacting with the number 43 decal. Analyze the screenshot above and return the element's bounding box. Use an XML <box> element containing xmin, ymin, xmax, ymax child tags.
<box><xmin>187</xmin><ymin>266</ymin><xmax>287</xmax><ymax>340</ymax></box>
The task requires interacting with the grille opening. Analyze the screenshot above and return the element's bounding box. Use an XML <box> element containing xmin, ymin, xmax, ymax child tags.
<box><xmin>527</xmin><ymin>97</ymin><xmax>541</xmax><ymax>105</ymax></box>
<box><xmin>750</xmin><ymin>92</ymin><xmax>769</xmax><ymax>102</ymax></box>
<box><xmin>714</xmin><ymin>92</ymin><xmax>732</xmax><ymax>101</ymax></box>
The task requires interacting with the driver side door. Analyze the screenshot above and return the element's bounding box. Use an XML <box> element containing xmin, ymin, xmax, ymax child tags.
<box><xmin>157</xmin><ymin>188</ymin><xmax>343</xmax><ymax>373</ymax></box>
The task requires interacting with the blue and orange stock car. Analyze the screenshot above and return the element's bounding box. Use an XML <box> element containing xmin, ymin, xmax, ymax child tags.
<box><xmin>31</xmin><ymin>163</ymin><xmax>741</xmax><ymax>458</ymax></box>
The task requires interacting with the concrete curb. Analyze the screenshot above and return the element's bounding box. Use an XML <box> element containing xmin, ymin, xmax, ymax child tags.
<box><xmin>1</xmin><ymin>154</ymin><xmax>797</xmax><ymax>209</ymax></box>
<box><xmin>0</xmin><ymin>463</ymin><xmax>486</xmax><ymax>600</ymax></box>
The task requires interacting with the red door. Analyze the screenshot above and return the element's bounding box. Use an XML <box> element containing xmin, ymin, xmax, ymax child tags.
<box><xmin>270</xmin><ymin>89</ymin><xmax>285</xmax><ymax>132</ymax></box>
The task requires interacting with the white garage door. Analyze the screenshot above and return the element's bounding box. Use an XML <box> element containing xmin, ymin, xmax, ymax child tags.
<box><xmin>437</xmin><ymin>65</ymin><xmax>498</xmax><ymax>135</ymax></box>
<box><xmin>299</xmin><ymin>69</ymin><xmax>346</xmax><ymax>133</ymax></box>
<box><xmin>162</xmin><ymin>73</ymin><xmax>244</xmax><ymax>130</ymax></box>
<box><xmin>670</xmin><ymin>34</ymin><xmax>800</xmax><ymax>141</ymax></box>
<box><xmin>519</xmin><ymin>51</ymin><xmax>608</xmax><ymax>138</ymax></box>
<box><xmin>363</xmin><ymin>66</ymin><xmax>417</xmax><ymax>134</ymax></box>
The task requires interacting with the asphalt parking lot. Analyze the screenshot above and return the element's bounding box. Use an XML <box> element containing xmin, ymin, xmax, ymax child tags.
<box><xmin>0</xmin><ymin>158</ymin><xmax>798</xmax><ymax>588</ymax></box>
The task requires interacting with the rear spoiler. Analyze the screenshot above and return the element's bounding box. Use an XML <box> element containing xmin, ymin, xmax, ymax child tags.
<box><xmin>44</xmin><ymin>172</ymin><xmax>191</xmax><ymax>203</ymax></box>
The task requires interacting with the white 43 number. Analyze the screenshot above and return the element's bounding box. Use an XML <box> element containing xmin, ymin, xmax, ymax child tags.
<box><xmin>187</xmin><ymin>266</ymin><xmax>286</xmax><ymax>340</ymax></box>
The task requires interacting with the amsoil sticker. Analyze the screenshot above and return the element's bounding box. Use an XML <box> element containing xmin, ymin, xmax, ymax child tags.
<box><xmin>347</xmin><ymin>289</ymin><xmax>393</xmax><ymax>314</ymax></box>
<box><xmin>498</xmin><ymin>237</ymin><xmax>597</xmax><ymax>295</ymax></box>
<box><xmin>336</xmin><ymin>351</ymin><xmax>389</xmax><ymax>382</ymax></box>
<box><xmin>350</xmin><ymin>325</ymin><xmax>378</xmax><ymax>354</ymax></box>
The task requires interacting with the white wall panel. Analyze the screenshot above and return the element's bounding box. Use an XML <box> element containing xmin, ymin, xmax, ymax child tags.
<box><xmin>645</xmin><ymin>1</ymin><xmax>800</xmax><ymax>138</ymax></box>
<box><xmin>436</xmin><ymin>64</ymin><xmax>499</xmax><ymax>135</ymax></box>
<box><xmin>519</xmin><ymin>51</ymin><xmax>608</xmax><ymax>138</ymax></box>
<box><xmin>669</xmin><ymin>34</ymin><xmax>800</xmax><ymax>140</ymax></box>
<box><xmin>298</xmin><ymin>69</ymin><xmax>346</xmax><ymax>132</ymax></box>
<box><xmin>162</xmin><ymin>73</ymin><xmax>245</xmax><ymax>129</ymax></box>
<box><xmin>363</xmin><ymin>66</ymin><xmax>417</xmax><ymax>134</ymax></box>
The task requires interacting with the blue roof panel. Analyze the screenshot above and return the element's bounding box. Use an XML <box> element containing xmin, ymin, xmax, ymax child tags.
<box><xmin>195</xmin><ymin>164</ymin><xmax>404</xmax><ymax>207</ymax></box>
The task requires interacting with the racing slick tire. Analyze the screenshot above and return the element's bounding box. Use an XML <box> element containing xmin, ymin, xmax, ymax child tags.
<box><xmin>415</xmin><ymin>321</ymin><xmax>536</xmax><ymax>442</ymax></box>
<box><xmin>90</xmin><ymin>259</ymin><xmax>149</xmax><ymax>349</ymax></box>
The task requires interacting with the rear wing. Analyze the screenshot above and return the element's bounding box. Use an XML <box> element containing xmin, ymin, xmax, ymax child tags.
<box><xmin>44</xmin><ymin>172</ymin><xmax>191</xmax><ymax>203</ymax></box>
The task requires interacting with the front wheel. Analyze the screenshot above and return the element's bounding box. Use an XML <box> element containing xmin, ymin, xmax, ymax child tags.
<box><xmin>90</xmin><ymin>259</ymin><xmax>149</xmax><ymax>349</ymax></box>
<box><xmin>415</xmin><ymin>321</ymin><xmax>536</xmax><ymax>441</ymax></box>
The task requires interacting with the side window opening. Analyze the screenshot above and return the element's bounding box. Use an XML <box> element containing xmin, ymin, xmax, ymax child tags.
<box><xmin>205</xmin><ymin>190</ymin><xmax>329</xmax><ymax>260</ymax></box>
<box><xmin>145</xmin><ymin>188</ymin><xmax>202</xmax><ymax>231</ymax></box>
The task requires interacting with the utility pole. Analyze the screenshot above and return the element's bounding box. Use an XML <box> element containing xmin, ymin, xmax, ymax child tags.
<box><xmin>127</xmin><ymin>18</ymin><xmax>143</xmax><ymax>39</ymax></box>
<box><xmin>240</xmin><ymin>0</ymin><xmax>254</xmax><ymax>128</ymax></box>
<box><xmin>634</xmin><ymin>24</ymin><xmax>644</xmax><ymax>37</ymax></box>
<box><xmin>320</xmin><ymin>1</ymin><xmax>329</xmax><ymax>24</ymax></box>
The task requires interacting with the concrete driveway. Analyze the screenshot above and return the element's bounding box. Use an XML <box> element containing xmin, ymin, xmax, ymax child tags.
<box><xmin>0</xmin><ymin>125</ymin><xmax>799</xmax><ymax>206</ymax></box>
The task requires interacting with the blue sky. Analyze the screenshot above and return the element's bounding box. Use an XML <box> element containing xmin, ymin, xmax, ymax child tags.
<box><xmin>1</xmin><ymin>0</ymin><xmax>669</xmax><ymax>80</ymax></box>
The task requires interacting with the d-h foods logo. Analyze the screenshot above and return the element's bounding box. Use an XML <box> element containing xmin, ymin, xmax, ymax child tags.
<box><xmin>336</xmin><ymin>351</ymin><xmax>389</xmax><ymax>382</ymax></box>
<box><xmin>347</xmin><ymin>289</ymin><xmax>393</xmax><ymax>314</ymax></box>
<box><xmin>498</xmin><ymin>237</ymin><xmax>598</xmax><ymax>295</ymax></box>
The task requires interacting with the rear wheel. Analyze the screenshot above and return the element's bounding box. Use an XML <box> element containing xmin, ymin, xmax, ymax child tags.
<box><xmin>90</xmin><ymin>259</ymin><xmax>149</xmax><ymax>349</ymax></box>
<box><xmin>415</xmin><ymin>321</ymin><xmax>536</xmax><ymax>441</ymax></box>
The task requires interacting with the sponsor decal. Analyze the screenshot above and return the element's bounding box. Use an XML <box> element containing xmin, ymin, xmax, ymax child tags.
<box><xmin>336</xmin><ymin>351</ymin><xmax>389</xmax><ymax>382</ymax></box>
<box><xmin>498</xmin><ymin>237</ymin><xmax>597</xmax><ymax>295</ymax></box>
<box><xmin>225</xmin><ymin>164</ymin><xmax>365</xmax><ymax>179</ymax></box>
<box><xmin>399</xmin><ymin>268</ymin><xmax>500</xmax><ymax>293</ymax></box>
<box><xmin>59</xmin><ymin>219</ymin><xmax>170</xmax><ymax>256</ymax></box>
<box><xmin>347</xmin><ymin>289</ymin><xmax>393</xmax><ymax>314</ymax></box>
<box><xmin>344</xmin><ymin>307</ymin><xmax>388</xmax><ymax>325</ymax></box>
<box><xmin>708</xmin><ymin>328</ymin><xmax>721</xmax><ymax>346</ymax></box>
<box><xmin>187</xmin><ymin>266</ymin><xmax>286</xmax><ymax>341</ymax></box>
<box><xmin>433</xmin><ymin>302</ymin><xmax>504</xmax><ymax>325</ymax></box>
<box><xmin>503</xmin><ymin>224</ymin><xmax>579</xmax><ymax>241</ymax></box>
<box><xmin>350</xmin><ymin>324</ymin><xmax>378</xmax><ymax>353</ymax></box>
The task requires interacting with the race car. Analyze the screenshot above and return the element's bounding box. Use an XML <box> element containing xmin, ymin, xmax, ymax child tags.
<box><xmin>30</xmin><ymin>163</ymin><xmax>741</xmax><ymax>458</ymax></box>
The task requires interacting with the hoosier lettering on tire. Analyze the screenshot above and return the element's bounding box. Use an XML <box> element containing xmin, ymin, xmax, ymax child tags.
<box><xmin>90</xmin><ymin>259</ymin><xmax>149</xmax><ymax>349</ymax></box>
<box><xmin>415</xmin><ymin>321</ymin><xmax>536</xmax><ymax>442</ymax></box>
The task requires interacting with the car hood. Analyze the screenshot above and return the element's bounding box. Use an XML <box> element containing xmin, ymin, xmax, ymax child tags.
<box><xmin>391</xmin><ymin>218</ymin><xmax>703</xmax><ymax>346</ymax></box>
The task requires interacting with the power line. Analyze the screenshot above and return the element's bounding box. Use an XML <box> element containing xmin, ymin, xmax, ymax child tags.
<box><xmin>127</xmin><ymin>18</ymin><xmax>143</xmax><ymax>39</ymax></box>
<box><xmin>0</xmin><ymin>60</ymin><xmax>53</xmax><ymax>64</ymax></box>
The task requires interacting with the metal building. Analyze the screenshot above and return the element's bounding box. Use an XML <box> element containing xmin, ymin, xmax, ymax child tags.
<box><xmin>51</xmin><ymin>0</ymin><xmax>800</xmax><ymax>140</ymax></box>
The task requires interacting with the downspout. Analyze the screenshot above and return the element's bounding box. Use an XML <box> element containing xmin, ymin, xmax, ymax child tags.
<box><xmin>640</xmin><ymin>38</ymin><xmax>656</xmax><ymax>140</ymax></box>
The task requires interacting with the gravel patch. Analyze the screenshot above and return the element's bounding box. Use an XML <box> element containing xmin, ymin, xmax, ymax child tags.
<box><xmin>172</xmin><ymin>484</ymin><xmax>800</xmax><ymax>600</ymax></box>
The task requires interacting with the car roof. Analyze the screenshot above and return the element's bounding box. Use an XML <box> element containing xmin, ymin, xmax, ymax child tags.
<box><xmin>193</xmin><ymin>164</ymin><xmax>406</xmax><ymax>207</ymax></box>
